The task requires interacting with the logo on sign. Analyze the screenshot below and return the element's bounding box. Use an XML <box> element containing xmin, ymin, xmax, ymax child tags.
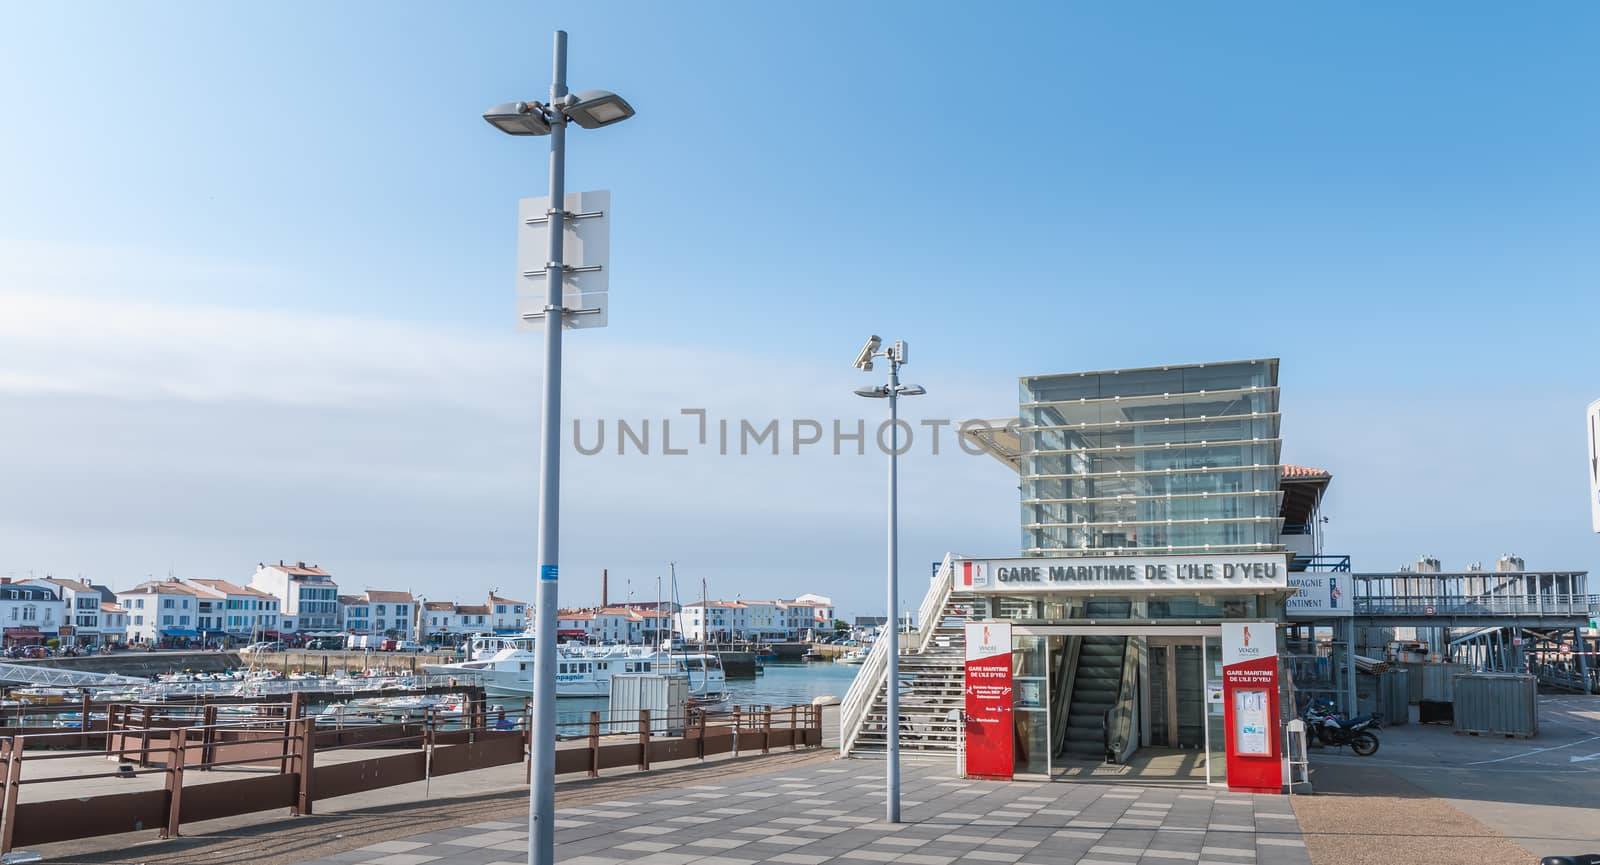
<box><xmin>962</xmin><ymin>562</ymin><xmax>988</xmax><ymax>588</ymax></box>
<box><xmin>1242</xmin><ymin>626</ymin><xmax>1251</xmax><ymax>647</ymax></box>
<box><xmin>982</xmin><ymin>625</ymin><xmax>991</xmax><ymax>644</ymax></box>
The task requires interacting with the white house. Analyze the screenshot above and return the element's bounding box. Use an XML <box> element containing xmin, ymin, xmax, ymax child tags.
<box><xmin>421</xmin><ymin>601</ymin><xmax>489</xmax><ymax>641</ymax></box>
<box><xmin>488</xmin><ymin>593</ymin><xmax>528</xmax><ymax>634</ymax></box>
<box><xmin>99</xmin><ymin>602</ymin><xmax>129</xmax><ymax>645</ymax></box>
<box><xmin>556</xmin><ymin>610</ymin><xmax>596</xmax><ymax>640</ymax></box>
<box><xmin>674</xmin><ymin>601</ymin><xmax>747</xmax><ymax>643</ymax></box>
<box><xmin>250</xmin><ymin>561</ymin><xmax>340</xmax><ymax>634</ymax></box>
<box><xmin>339</xmin><ymin>590</ymin><xmax>414</xmax><ymax>637</ymax></box>
<box><xmin>117</xmin><ymin>578</ymin><xmax>204</xmax><ymax>645</ymax></box>
<box><xmin>21</xmin><ymin>578</ymin><xmax>105</xmax><ymax>646</ymax></box>
<box><xmin>792</xmin><ymin>593</ymin><xmax>835</xmax><ymax>627</ymax></box>
<box><xmin>674</xmin><ymin>598</ymin><xmax>826</xmax><ymax>642</ymax></box>
<box><xmin>190</xmin><ymin>579</ymin><xmax>281</xmax><ymax>643</ymax></box>
<box><xmin>0</xmin><ymin>578</ymin><xmax>67</xmax><ymax>647</ymax></box>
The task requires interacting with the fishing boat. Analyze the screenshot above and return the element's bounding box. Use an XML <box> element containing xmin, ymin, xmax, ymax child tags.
<box><xmin>835</xmin><ymin>649</ymin><xmax>868</xmax><ymax>665</ymax></box>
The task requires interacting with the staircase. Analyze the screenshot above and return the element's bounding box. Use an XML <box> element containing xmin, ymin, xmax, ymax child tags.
<box><xmin>842</xmin><ymin>555</ymin><xmax>975</xmax><ymax>760</ymax></box>
<box><xmin>1059</xmin><ymin>635</ymin><xmax>1126</xmax><ymax>759</ymax></box>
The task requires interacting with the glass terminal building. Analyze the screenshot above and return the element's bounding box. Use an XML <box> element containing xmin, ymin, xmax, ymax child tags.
<box><xmin>841</xmin><ymin>358</ymin><xmax>1336</xmax><ymax>786</ymax></box>
<box><xmin>1017</xmin><ymin>359</ymin><xmax>1284</xmax><ymax>556</ymax></box>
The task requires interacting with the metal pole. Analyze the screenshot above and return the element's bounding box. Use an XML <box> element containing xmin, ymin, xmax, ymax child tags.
<box><xmin>885</xmin><ymin>360</ymin><xmax>900</xmax><ymax>823</ymax></box>
<box><xmin>528</xmin><ymin>28</ymin><xmax>567</xmax><ymax>865</ymax></box>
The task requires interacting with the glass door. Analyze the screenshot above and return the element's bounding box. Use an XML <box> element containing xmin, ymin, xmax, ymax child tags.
<box><xmin>1204</xmin><ymin>634</ymin><xmax>1226</xmax><ymax>786</ymax></box>
<box><xmin>1013</xmin><ymin>634</ymin><xmax>1050</xmax><ymax>777</ymax></box>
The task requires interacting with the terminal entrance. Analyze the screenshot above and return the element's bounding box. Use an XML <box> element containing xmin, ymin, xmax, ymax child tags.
<box><xmin>1016</xmin><ymin>626</ymin><xmax>1224</xmax><ymax>785</ymax></box>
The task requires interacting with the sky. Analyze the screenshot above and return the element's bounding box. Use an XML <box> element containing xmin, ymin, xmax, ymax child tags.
<box><xmin>2</xmin><ymin>3</ymin><xmax>1597</xmax><ymax>619</ymax></box>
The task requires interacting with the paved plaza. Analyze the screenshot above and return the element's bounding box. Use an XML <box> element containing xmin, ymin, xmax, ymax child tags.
<box><xmin>295</xmin><ymin>758</ymin><xmax>1308</xmax><ymax>865</ymax></box>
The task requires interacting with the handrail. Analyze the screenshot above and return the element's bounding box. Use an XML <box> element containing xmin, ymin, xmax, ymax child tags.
<box><xmin>1104</xmin><ymin>637</ymin><xmax>1140</xmax><ymax>764</ymax></box>
<box><xmin>1354</xmin><ymin>595</ymin><xmax>1591</xmax><ymax>616</ymax></box>
<box><xmin>838</xmin><ymin>632</ymin><xmax>891</xmax><ymax>756</ymax></box>
<box><xmin>915</xmin><ymin>554</ymin><xmax>956</xmax><ymax>653</ymax></box>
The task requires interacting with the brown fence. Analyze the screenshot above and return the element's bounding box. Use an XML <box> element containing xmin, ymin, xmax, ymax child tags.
<box><xmin>0</xmin><ymin>697</ymin><xmax>821</xmax><ymax>854</ymax></box>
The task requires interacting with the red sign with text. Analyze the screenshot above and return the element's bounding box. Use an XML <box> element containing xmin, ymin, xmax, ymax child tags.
<box><xmin>963</xmin><ymin>621</ymin><xmax>1013</xmax><ymax>780</ymax></box>
<box><xmin>1221</xmin><ymin>622</ymin><xmax>1281</xmax><ymax>794</ymax></box>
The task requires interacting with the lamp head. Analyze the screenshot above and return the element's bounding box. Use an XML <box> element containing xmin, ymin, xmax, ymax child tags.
<box><xmin>563</xmin><ymin>90</ymin><xmax>636</xmax><ymax>129</ymax></box>
<box><xmin>854</xmin><ymin>385</ymin><xmax>890</xmax><ymax>399</ymax></box>
<box><xmin>483</xmin><ymin>102</ymin><xmax>552</xmax><ymax>136</ymax></box>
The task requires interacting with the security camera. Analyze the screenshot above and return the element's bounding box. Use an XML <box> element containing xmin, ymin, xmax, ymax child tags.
<box><xmin>853</xmin><ymin>335</ymin><xmax>881</xmax><ymax>371</ymax></box>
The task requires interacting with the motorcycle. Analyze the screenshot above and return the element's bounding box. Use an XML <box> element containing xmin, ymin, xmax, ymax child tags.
<box><xmin>1303</xmin><ymin>701</ymin><xmax>1382</xmax><ymax>756</ymax></box>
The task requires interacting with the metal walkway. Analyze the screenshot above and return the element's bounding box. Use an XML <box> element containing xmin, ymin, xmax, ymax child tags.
<box><xmin>0</xmin><ymin>662</ymin><xmax>148</xmax><ymax>687</ymax></box>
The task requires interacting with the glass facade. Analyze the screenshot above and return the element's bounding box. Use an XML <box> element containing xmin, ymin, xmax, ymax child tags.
<box><xmin>1018</xmin><ymin>359</ymin><xmax>1284</xmax><ymax>556</ymax></box>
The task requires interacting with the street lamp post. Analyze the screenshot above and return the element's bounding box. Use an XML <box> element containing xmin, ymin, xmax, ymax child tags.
<box><xmin>483</xmin><ymin>30</ymin><xmax>633</xmax><ymax>865</ymax></box>
<box><xmin>853</xmin><ymin>335</ymin><xmax>925</xmax><ymax>824</ymax></box>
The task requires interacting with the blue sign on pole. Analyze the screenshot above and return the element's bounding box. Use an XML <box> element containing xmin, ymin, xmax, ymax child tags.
<box><xmin>540</xmin><ymin>565</ymin><xmax>559</xmax><ymax>582</ymax></box>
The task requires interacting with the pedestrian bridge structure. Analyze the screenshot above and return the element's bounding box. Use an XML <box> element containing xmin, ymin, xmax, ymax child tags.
<box><xmin>1347</xmin><ymin>568</ymin><xmax>1595</xmax><ymax>694</ymax></box>
<box><xmin>0</xmin><ymin>662</ymin><xmax>148</xmax><ymax>688</ymax></box>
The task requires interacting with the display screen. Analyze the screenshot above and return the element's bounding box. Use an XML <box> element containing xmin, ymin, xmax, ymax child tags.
<box><xmin>1233</xmin><ymin>689</ymin><xmax>1270</xmax><ymax>755</ymax></box>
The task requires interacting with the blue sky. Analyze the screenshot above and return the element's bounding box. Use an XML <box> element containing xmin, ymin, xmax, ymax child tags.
<box><xmin>2</xmin><ymin>3</ymin><xmax>1596</xmax><ymax>616</ymax></box>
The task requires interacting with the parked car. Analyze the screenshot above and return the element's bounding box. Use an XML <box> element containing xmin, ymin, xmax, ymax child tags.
<box><xmin>378</xmin><ymin>639</ymin><xmax>398</xmax><ymax>652</ymax></box>
<box><xmin>242</xmin><ymin>641</ymin><xmax>284</xmax><ymax>654</ymax></box>
<box><xmin>304</xmin><ymin>638</ymin><xmax>342</xmax><ymax>650</ymax></box>
<box><xmin>394</xmin><ymin>640</ymin><xmax>425</xmax><ymax>653</ymax></box>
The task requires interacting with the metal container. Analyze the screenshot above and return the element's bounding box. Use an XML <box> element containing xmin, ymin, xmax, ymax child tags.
<box><xmin>1402</xmin><ymin>662</ymin><xmax>1468</xmax><ymax>703</ymax></box>
<box><xmin>1376</xmin><ymin>669</ymin><xmax>1409</xmax><ymax>726</ymax></box>
<box><xmin>1453</xmin><ymin>673</ymin><xmax>1538</xmax><ymax>738</ymax></box>
<box><xmin>608</xmin><ymin>673</ymin><xmax>688</xmax><ymax>735</ymax></box>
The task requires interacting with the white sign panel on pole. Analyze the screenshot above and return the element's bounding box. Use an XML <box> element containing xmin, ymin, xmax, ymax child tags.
<box><xmin>954</xmin><ymin>553</ymin><xmax>1289</xmax><ymax>594</ymax></box>
<box><xmin>1286</xmin><ymin>573</ymin><xmax>1352</xmax><ymax>618</ymax></box>
<box><xmin>515</xmin><ymin>190</ymin><xmax>610</xmax><ymax>331</ymax></box>
<box><xmin>1588</xmin><ymin>399</ymin><xmax>1600</xmax><ymax>533</ymax></box>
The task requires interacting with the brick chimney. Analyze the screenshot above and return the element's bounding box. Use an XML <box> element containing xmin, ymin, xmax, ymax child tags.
<box><xmin>601</xmin><ymin>569</ymin><xmax>608</xmax><ymax>608</ymax></box>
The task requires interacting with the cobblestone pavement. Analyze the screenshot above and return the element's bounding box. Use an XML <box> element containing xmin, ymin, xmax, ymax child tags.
<box><xmin>292</xmin><ymin>760</ymin><xmax>1307</xmax><ymax>865</ymax></box>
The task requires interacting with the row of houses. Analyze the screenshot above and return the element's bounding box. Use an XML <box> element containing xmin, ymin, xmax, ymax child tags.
<box><xmin>6</xmin><ymin>559</ymin><xmax>830</xmax><ymax>648</ymax></box>
<box><xmin>552</xmin><ymin>595</ymin><xmax>836</xmax><ymax>644</ymax></box>
<box><xmin>0</xmin><ymin>562</ymin><xmax>530</xmax><ymax>648</ymax></box>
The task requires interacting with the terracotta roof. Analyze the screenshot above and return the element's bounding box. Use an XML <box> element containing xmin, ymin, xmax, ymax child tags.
<box><xmin>262</xmin><ymin>562</ymin><xmax>332</xmax><ymax>577</ymax></box>
<box><xmin>1281</xmin><ymin>464</ymin><xmax>1332</xmax><ymax>480</ymax></box>
<box><xmin>559</xmin><ymin>612</ymin><xmax>596</xmax><ymax>621</ymax></box>
<box><xmin>488</xmin><ymin>593</ymin><xmax>527</xmax><ymax>606</ymax></box>
<box><xmin>424</xmin><ymin>601</ymin><xmax>455</xmax><ymax>611</ymax></box>
<box><xmin>122</xmin><ymin>579</ymin><xmax>205</xmax><ymax>596</ymax></box>
<box><xmin>190</xmin><ymin>578</ymin><xmax>267</xmax><ymax>598</ymax></box>
<box><xmin>455</xmin><ymin>604</ymin><xmax>490</xmax><ymax>615</ymax></box>
<box><xmin>364</xmin><ymin>590</ymin><xmax>413</xmax><ymax>603</ymax></box>
<box><xmin>100</xmin><ymin>602</ymin><xmax>127</xmax><ymax>613</ymax></box>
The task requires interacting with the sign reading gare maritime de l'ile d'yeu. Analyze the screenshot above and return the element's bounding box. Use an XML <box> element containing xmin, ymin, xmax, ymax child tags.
<box><xmin>958</xmin><ymin>552</ymin><xmax>1289</xmax><ymax>593</ymax></box>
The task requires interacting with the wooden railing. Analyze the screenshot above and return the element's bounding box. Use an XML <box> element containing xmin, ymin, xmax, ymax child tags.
<box><xmin>0</xmin><ymin>696</ymin><xmax>821</xmax><ymax>854</ymax></box>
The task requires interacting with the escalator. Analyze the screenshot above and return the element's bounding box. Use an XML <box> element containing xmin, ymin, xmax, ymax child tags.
<box><xmin>1059</xmin><ymin>634</ymin><xmax>1128</xmax><ymax>759</ymax></box>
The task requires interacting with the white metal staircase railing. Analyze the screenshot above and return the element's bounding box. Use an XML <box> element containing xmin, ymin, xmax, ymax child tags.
<box><xmin>839</xmin><ymin>554</ymin><xmax>956</xmax><ymax>756</ymax></box>
<box><xmin>916</xmin><ymin>553</ymin><xmax>957</xmax><ymax>652</ymax></box>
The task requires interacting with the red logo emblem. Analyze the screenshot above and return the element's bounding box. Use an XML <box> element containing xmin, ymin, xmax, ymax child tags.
<box><xmin>1242</xmin><ymin>626</ymin><xmax>1251</xmax><ymax>647</ymax></box>
<box><xmin>982</xmin><ymin>625</ymin><xmax>991</xmax><ymax>644</ymax></box>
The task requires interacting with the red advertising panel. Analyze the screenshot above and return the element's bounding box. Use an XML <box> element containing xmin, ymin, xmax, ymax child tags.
<box><xmin>963</xmin><ymin>621</ymin><xmax>1013</xmax><ymax>780</ymax></box>
<box><xmin>1221</xmin><ymin>621</ymin><xmax>1281</xmax><ymax>794</ymax></box>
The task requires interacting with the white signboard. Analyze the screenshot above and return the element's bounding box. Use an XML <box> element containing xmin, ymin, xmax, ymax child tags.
<box><xmin>965</xmin><ymin>621</ymin><xmax>1012</xmax><ymax>663</ymax></box>
<box><xmin>515</xmin><ymin>190</ymin><xmax>610</xmax><ymax>331</ymax></box>
<box><xmin>1286</xmin><ymin>573</ymin><xmax>1352</xmax><ymax>618</ymax></box>
<box><xmin>1588</xmin><ymin>399</ymin><xmax>1600</xmax><ymax>533</ymax></box>
<box><xmin>1220</xmin><ymin>621</ymin><xmax>1279</xmax><ymax>668</ymax></box>
<box><xmin>955</xmin><ymin>553</ymin><xmax>1289</xmax><ymax>594</ymax></box>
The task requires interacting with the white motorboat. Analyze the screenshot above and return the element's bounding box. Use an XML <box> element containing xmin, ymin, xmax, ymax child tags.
<box><xmin>424</xmin><ymin>644</ymin><xmax>728</xmax><ymax>700</ymax></box>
